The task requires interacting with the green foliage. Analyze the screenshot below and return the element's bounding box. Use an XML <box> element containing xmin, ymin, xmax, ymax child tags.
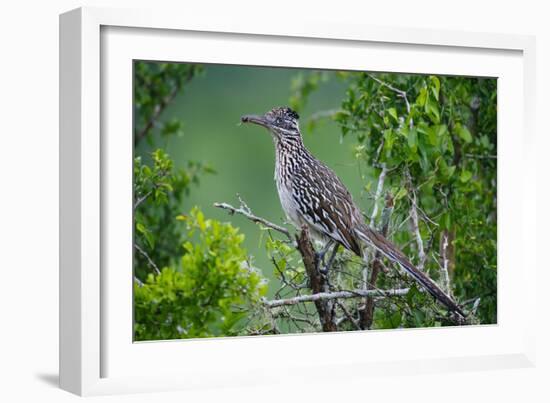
<box><xmin>334</xmin><ymin>72</ymin><xmax>497</xmax><ymax>325</ymax></box>
<box><xmin>134</xmin><ymin>62</ymin><xmax>203</xmax><ymax>145</ymax></box>
<box><xmin>133</xmin><ymin>149</ymin><xmax>213</xmax><ymax>277</ymax></box>
<box><xmin>133</xmin><ymin>61</ymin><xmax>268</xmax><ymax>341</ymax></box>
<box><xmin>265</xmin><ymin>71</ymin><xmax>497</xmax><ymax>331</ymax></box>
<box><xmin>133</xmin><ymin>62</ymin><xmax>215</xmax><ymax>279</ymax></box>
<box><xmin>134</xmin><ymin>208</ymin><xmax>267</xmax><ymax>340</ymax></box>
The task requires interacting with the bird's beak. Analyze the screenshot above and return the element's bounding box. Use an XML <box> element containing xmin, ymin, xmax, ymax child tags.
<box><xmin>241</xmin><ymin>114</ymin><xmax>273</xmax><ymax>129</ymax></box>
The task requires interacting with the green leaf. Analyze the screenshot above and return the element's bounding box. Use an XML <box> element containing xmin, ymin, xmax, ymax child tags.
<box><xmin>425</xmin><ymin>98</ymin><xmax>440</xmax><ymax>124</ymax></box>
<box><xmin>383</xmin><ymin>129</ymin><xmax>395</xmax><ymax>151</ymax></box>
<box><xmin>136</xmin><ymin>222</ymin><xmax>147</xmax><ymax>235</ymax></box>
<box><xmin>436</xmin><ymin>124</ymin><xmax>448</xmax><ymax>140</ymax></box>
<box><xmin>439</xmin><ymin>212</ymin><xmax>452</xmax><ymax>230</ymax></box>
<box><xmin>388</xmin><ymin>107</ymin><xmax>398</xmax><ymax>121</ymax></box>
<box><xmin>460</xmin><ymin>170</ymin><xmax>473</xmax><ymax>183</ymax></box>
<box><xmin>456</xmin><ymin>124</ymin><xmax>473</xmax><ymax>143</ymax></box>
<box><xmin>407</xmin><ymin>128</ymin><xmax>418</xmax><ymax>151</ymax></box>
<box><xmin>437</xmin><ymin>158</ymin><xmax>456</xmax><ymax>180</ymax></box>
<box><xmin>394</xmin><ymin>187</ymin><xmax>408</xmax><ymax>201</ymax></box>
<box><xmin>389</xmin><ymin>310</ymin><xmax>402</xmax><ymax>328</ymax></box>
<box><xmin>406</xmin><ymin>285</ymin><xmax>422</xmax><ymax>305</ymax></box>
<box><xmin>136</xmin><ymin>222</ymin><xmax>155</xmax><ymax>248</ymax></box>
<box><xmin>427</xmin><ymin>126</ymin><xmax>438</xmax><ymax>146</ymax></box>
<box><xmin>447</xmin><ymin>165</ymin><xmax>456</xmax><ymax>178</ymax></box>
<box><xmin>413</xmin><ymin>310</ymin><xmax>426</xmax><ymax>326</ymax></box>
<box><xmin>354</xmin><ymin>144</ymin><xmax>366</xmax><ymax>159</ymax></box>
<box><xmin>416</xmin><ymin>87</ymin><xmax>427</xmax><ymax>107</ymax></box>
<box><xmin>429</xmin><ymin>76</ymin><xmax>440</xmax><ymax>100</ymax></box>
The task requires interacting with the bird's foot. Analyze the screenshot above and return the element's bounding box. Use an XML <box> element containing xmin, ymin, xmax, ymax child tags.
<box><xmin>315</xmin><ymin>241</ymin><xmax>333</xmax><ymax>273</ymax></box>
<box><xmin>318</xmin><ymin>266</ymin><xmax>329</xmax><ymax>275</ymax></box>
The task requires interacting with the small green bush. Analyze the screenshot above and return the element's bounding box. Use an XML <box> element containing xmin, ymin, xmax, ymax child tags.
<box><xmin>134</xmin><ymin>207</ymin><xmax>267</xmax><ymax>340</ymax></box>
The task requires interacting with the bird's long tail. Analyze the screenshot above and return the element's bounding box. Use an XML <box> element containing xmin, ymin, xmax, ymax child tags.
<box><xmin>355</xmin><ymin>224</ymin><xmax>465</xmax><ymax>317</ymax></box>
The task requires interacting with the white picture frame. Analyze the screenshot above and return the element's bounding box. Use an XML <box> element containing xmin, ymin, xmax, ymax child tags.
<box><xmin>59</xmin><ymin>6</ymin><xmax>537</xmax><ymax>396</ymax></box>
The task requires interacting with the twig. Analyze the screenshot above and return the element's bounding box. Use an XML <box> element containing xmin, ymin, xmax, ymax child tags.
<box><xmin>370</xmin><ymin>165</ymin><xmax>389</xmax><ymax>228</ymax></box>
<box><xmin>415</xmin><ymin>202</ymin><xmax>440</xmax><ymax>227</ymax></box>
<box><xmin>464</xmin><ymin>153</ymin><xmax>497</xmax><ymax>160</ymax></box>
<box><xmin>405</xmin><ymin>169</ymin><xmax>426</xmax><ymax>271</ymax></box>
<box><xmin>359</xmin><ymin>165</ymin><xmax>390</xmax><ymax>328</ymax></box>
<box><xmin>214</xmin><ymin>201</ymin><xmax>292</xmax><ymax>241</ymax></box>
<box><xmin>135</xmin><ymin>87</ymin><xmax>179</xmax><ymax>144</ymax></box>
<box><xmin>335</xmin><ymin>301</ymin><xmax>361</xmax><ymax>330</ymax></box>
<box><xmin>134</xmin><ymin>70</ymin><xmax>196</xmax><ymax>145</ymax></box>
<box><xmin>134</xmin><ymin>167</ymin><xmax>170</xmax><ymax>211</ymax></box>
<box><xmin>410</xmin><ymin>200</ymin><xmax>426</xmax><ymax>270</ymax></box>
<box><xmin>471</xmin><ymin>297</ymin><xmax>481</xmax><ymax>316</ymax></box>
<box><xmin>263</xmin><ymin>288</ymin><xmax>410</xmax><ymax>308</ymax></box>
<box><xmin>270</xmin><ymin>308</ymin><xmax>319</xmax><ymax>328</ymax></box>
<box><xmin>388</xmin><ymin>212</ymin><xmax>412</xmax><ymax>239</ymax></box>
<box><xmin>361</xmin><ymin>192</ymin><xmax>394</xmax><ymax>329</ymax></box>
<box><xmin>367</xmin><ymin>74</ymin><xmax>412</xmax><ymax>127</ymax></box>
<box><xmin>440</xmin><ymin>232</ymin><xmax>451</xmax><ymax>295</ymax></box>
<box><xmin>134</xmin><ymin>243</ymin><xmax>161</xmax><ymax>275</ymax></box>
<box><xmin>134</xmin><ymin>190</ymin><xmax>152</xmax><ymax>210</ymax></box>
<box><xmin>308</xmin><ymin>108</ymin><xmax>342</xmax><ymax>122</ymax></box>
<box><xmin>363</xmin><ymin>164</ymin><xmax>388</xmax><ymax>292</ymax></box>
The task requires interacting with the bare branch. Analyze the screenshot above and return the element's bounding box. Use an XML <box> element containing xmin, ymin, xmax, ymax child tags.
<box><xmin>134</xmin><ymin>243</ymin><xmax>161</xmax><ymax>275</ymax></box>
<box><xmin>308</xmin><ymin>108</ymin><xmax>342</xmax><ymax>122</ymax></box>
<box><xmin>362</xmin><ymin>164</ymin><xmax>389</xmax><ymax>292</ymax></box>
<box><xmin>134</xmin><ymin>70</ymin><xmax>196</xmax><ymax>145</ymax></box>
<box><xmin>136</xmin><ymin>88</ymin><xmax>177</xmax><ymax>144</ymax></box>
<box><xmin>440</xmin><ymin>232</ymin><xmax>451</xmax><ymax>295</ymax></box>
<box><xmin>464</xmin><ymin>153</ymin><xmax>497</xmax><ymax>160</ymax></box>
<box><xmin>214</xmin><ymin>201</ymin><xmax>292</xmax><ymax>241</ymax></box>
<box><xmin>134</xmin><ymin>167</ymin><xmax>170</xmax><ymax>211</ymax></box>
<box><xmin>335</xmin><ymin>301</ymin><xmax>361</xmax><ymax>330</ymax></box>
<box><xmin>263</xmin><ymin>288</ymin><xmax>410</xmax><ymax>308</ymax></box>
<box><xmin>134</xmin><ymin>190</ymin><xmax>152</xmax><ymax>210</ymax></box>
<box><xmin>361</xmin><ymin>192</ymin><xmax>395</xmax><ymax>329</ymax></box>
<box><xmin>471</xmin><ymin>297</ymin><xmax>481</xmax><ymax>316</ymax></box>
<box><xmin>410</xmin><ymin>202</ymin><xmax>426</xmax><ymax>271</ymax></box>
<box><xmin>367</xmin><ymin>74</ymin><xmax>412</xmax><ymax>127</ymax></box>
<box><xmin>405</xmin><ymin>170</ymin><xmax>426</xmax><ymax>271</ymax></box>
<box><xmin>370</xmin><ymin>165</ymin><xmax>389</xmax><ymax>228</ymax></box>
<box><xmin>358</xmin><ymin>165</ymin><xmax>390</xmax><ymax>328</ymax></box>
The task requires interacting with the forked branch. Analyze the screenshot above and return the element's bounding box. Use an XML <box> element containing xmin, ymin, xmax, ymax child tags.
<box><xmin>214</xmin><ymin>198</ymin><xmax>292</xmax><ymax>241</ymax></box>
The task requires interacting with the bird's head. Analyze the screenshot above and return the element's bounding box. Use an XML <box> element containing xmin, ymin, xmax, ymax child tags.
<box><xmin>241</xmin><ymin>106</ymin><xmax>301</xmax><ymax>140</ymax></box>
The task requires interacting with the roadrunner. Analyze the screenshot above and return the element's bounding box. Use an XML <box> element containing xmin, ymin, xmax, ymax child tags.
<box><xmin>241</xmin><ymin>106</ymin><xmax>465</xmax><ymax>317</ymax></box>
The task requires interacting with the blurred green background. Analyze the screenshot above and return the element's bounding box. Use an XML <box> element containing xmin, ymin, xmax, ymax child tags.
<box><xmin>136</xmin><ymin>64</ymin><xmax>368</xmax><ymax>297</ymax></box>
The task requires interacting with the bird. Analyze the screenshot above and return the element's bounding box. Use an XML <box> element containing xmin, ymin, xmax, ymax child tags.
<box><xmin>241</xmin><ymin>106</ymin><xmax>465</xmax><ymax>318</ymax></box>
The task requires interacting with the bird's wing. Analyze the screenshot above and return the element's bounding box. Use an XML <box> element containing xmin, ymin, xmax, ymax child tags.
<box><xmin>291</xmin><ymin>159</ymin><xmax>363</xmax><ymax>255</ymax></box>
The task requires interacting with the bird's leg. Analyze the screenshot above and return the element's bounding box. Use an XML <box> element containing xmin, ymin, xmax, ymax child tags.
<box><xmin>318</xmin><ymin>241</ymin><xmax>339</xmax><ymax>275</ymax></box>
<box><xmin>315</xmin><ymin>240</ymin><xmax>334</xmax><ymax>272</ymax></box>
<box><xmin>322</xmin><ymin>243</ymin><xmax>340</xmax><ymax>274</ymax></box>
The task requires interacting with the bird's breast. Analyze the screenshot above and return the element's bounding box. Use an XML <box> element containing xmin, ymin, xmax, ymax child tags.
<box><xmin>274</xmin><ymin>150</ymin><xmax>304</xmax><ymax>230</ymax></box>
<box><xmin>275</xmin><ymin>166</ymin><xmax>299</xmax><ymax>226</ymax></box>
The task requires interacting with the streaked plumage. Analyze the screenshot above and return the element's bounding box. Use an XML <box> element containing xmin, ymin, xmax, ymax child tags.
<box><xmin>241</xmin><ymin>106</ymin><xmax>464</xmax><ymax>317</ymax></box>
